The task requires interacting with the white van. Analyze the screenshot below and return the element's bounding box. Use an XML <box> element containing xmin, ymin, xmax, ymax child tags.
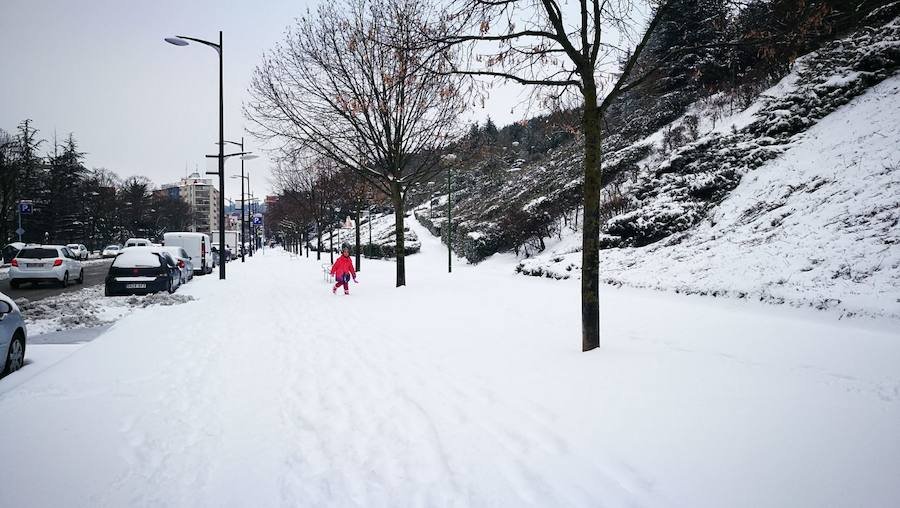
<box><xmin>124</xmin><ymin>238</ymin><xmax>152</xmax><ymax>248</ymax></box>
<box><xmin>163</xmin><ymin>232</ymin><xmax>214</xmax><ymax>275</ymax></box>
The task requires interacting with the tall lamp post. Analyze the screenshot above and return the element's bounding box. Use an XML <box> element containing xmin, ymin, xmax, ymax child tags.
<box><xmin>247</xmin><ymin>194</ymin><xmax>259</xmax><ymax>252</ymax></box>
<box><xmin>230</xmin><ymin>166</ymin><xmax>257</xmax><ymax>260</ymax></box>
<box><xmin>442</xmin><ymin>153</ymin><xmax>457</xmax><ymax>273</ymax></box>
<box><xmin>222</xmin><ymin>138</ymin><xmax>257</xmax><ymax>262</ymax></box>
<box><xmin>165</xmin><ymin>31</ymin><xmax>227</xmax><ymax>279</ymax></box>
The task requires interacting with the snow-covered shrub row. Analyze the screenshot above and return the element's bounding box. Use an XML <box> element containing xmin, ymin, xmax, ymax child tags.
<box><xmin>598</xmin><ymin>16</ymin><xmax>900</xmax><ymax>248</ymax></box>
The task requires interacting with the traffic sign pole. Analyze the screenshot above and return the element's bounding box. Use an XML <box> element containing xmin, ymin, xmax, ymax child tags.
<box><xmin>17</xmin><ymin>200</ymin><xmax>33</xmax><ymax>242</ymax></box>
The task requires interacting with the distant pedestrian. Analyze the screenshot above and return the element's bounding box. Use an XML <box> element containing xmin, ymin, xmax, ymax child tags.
<box><xmin>330</xmin><ymin>243</ymin><xmax>357</xmax><ymax>295</ymax></box>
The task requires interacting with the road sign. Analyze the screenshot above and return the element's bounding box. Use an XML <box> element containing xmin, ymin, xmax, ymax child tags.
<box><xmin>19</xmin><ymin>201</ymin><xmax>33</xmax><ymax>215</ymax></box>
<box><xmin>15</xmin><ymin>227</ymin><xmax>25</xmax><ymax>237</ymax></box>
<box><xmin>252</xmin><ymin>216</ymin><xmax>262</xmax><ymax>225</ymax></box>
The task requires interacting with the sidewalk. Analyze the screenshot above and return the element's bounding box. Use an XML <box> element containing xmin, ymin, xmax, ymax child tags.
<box><xmin>0</xmin><ymin>236</ymin><xmax>898</xmax><ymax>507</ymax></box>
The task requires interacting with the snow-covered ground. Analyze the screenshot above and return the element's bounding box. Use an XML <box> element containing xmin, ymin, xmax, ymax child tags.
<box><xmin>518</xmin><ymin>74</ymin><xmax>900</xmax><ymax>321</ymax></box>
<box><xmin>0</xmin><ymin>221</ymin><xmax>897</xmax><ymax>507</ymax></box>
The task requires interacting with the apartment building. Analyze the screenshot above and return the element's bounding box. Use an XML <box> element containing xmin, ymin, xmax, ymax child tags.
<box><xmin>160</xmin><ymin>172</ymin><xmax>220</xmax><ymax>234</ymax></box>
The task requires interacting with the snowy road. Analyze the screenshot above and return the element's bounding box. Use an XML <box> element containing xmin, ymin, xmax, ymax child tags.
<box><xmin>0</xmin><ymin>222</ymin><xmax>898</xmax><ymax>507</ymax></box>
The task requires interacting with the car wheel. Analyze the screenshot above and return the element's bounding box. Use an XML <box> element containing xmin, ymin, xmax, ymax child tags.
<box><xmin>60</xmin><ymin>272</ymin><xmax>69</xmax><ymax>288</ymax></box>
<box><xmin>167</xmin><ymin>277</ymin><xmax>174</xmax><ymax>294</ymax></box>
<box><xmin>105</xmin><ymin>285</ymin><xmax>112</xmax><ymax>297</ymax></box>
<box><xmin>77</xmin><ymin>269</ymin><xmax>85</xmax><ymax>284</ymax></box>
<box><xmin>3</xmin><ymin>333</ymin><xmax>25</xmax><ymax>376</ymax></box>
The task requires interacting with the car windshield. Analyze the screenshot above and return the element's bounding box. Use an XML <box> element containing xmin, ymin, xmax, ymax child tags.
<box><xmin>112</xmin><ymin>250</ymin><xmax>161</xmax><ymax>268</ymax></box>
<box><xmin>105</xmin><ymin>245</ymin><xmax>119</xmax><ymax>250</ymax></box>
<box><xmin>17</xmin><ymin>248</ymin><xmax>59</xmax><ymax>259</ymax></box>
<box><xmin>67</xmin><ymin>244</ymin><xmax>79</xmax><ymax>249</ymax></box>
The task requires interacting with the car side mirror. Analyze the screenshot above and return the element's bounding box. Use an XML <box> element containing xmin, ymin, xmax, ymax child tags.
<box><xmin>0</xmin><ymin>301</ymin><xmax>12</xmax><ymax>315</ymax></box>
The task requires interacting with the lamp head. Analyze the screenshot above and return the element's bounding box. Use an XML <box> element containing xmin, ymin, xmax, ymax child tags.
<box><xmin>165</xmin><ymin>37</ymin><xmax>189</xmax><ymax>46</ymax></box>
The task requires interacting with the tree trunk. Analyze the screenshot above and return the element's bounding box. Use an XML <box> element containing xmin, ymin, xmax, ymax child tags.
<box><xmin>355</xmin><ymin>208</ymin><xmax>361</xmax><ymax>271</ymax></box>
<box><xmin>316</xmin><ymin>220</ymin><xmax>322</xmax><ymax>261</ymax></box>
<box><xmin>305</xmin><ymin>230</ymin><xmax>309</xmax><ymax>257</ymax></box>
<box><xmin>329</xmin><ymin>227</ymin><xmax>334</xmax><ymax>264</ymax></box>
<box><xmin>391</xmin><ymin>181</ymin><xmax>406</xmax><ymax>287</ymax></box>
<box><xmin>581</xmin><ymin>85</ymin><xmax>602</xmax><ymax>352</ymax></box>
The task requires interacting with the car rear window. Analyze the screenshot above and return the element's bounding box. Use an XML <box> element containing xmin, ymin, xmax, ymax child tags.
<box><xmin>17</xmin><ymin>248</ymin><xmax>59</xmax><ymax>259</ymax></box>
<box><xmin>112</xmin><ymin>250</ymin><xmax>162</xmax><ymax>268</ymax></box>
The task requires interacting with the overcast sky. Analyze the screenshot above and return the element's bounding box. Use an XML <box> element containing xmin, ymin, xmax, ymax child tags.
<box><xmin>1</xmin><ymin>0</ymin><xmax>536</xmax><ymax>203</ymax></box>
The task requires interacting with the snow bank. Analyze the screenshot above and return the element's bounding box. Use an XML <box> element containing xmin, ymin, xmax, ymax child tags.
<box><xmin>15</xmin><ymin>285</ymin><xmax>195</xmax><ymax>335</ymax></box>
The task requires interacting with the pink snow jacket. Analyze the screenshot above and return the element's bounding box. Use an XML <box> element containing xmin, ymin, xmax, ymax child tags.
<box><xmin>330</xmin><ymin>254</ymin><xmax>356</xmax><ymax>279</ymax></box>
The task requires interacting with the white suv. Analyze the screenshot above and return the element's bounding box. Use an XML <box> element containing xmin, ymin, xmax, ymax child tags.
<box><xmin>10</xmin><ymin>245</ymin><xmax>84</xmax><ymax>288</ymax></box>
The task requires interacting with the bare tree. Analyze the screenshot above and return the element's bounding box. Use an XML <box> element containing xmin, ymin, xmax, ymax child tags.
<box><xmin>430</xmin><ymin>0</ymin><xmax>673</xmax><ymax>350</ymax></box>
<box><xmin>246</xmin><ymin>0</ymin><xmax>465</xmax><ymax>286</ymax></box>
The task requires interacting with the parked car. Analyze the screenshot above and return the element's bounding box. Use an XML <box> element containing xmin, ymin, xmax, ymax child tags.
<box><xmin>66</xmin><ymin>243</ymin><xmax>90</xmax><ymax>260</ymax></box>
<box><xmin>2</xmin><ymin>242</ymin><xmax>25</xmax><ymax>264</ymax></box>
<box><xmin>160</xmin><ymin>246</ymin><xmax>193</xmax><ymax>284</ymax></box>
<box><xmin>104</xmin><ymin>247</ymin><xmax>180</xmax><ymax>296</ymax></box>
<box><xmin>9</xmin><ymin>245</ymin><xmax>84</xmax><ymax>288</ymax></box>
<box><xmin>124</xmin><ymin>238</ymin><xmax>152</xmax><ymax>248</ymax></box>
<box><xmin>0</xmin><ymin>292</ymin><xmax>26</xmax><ymax>377</ymax></box>
<box><xmin>101</xmin><ymin>244</ymin><xmax>123</xmax><ymax>258</ymax></box>
<box><xmin>163</xmin><ymin>232</ymin><xmax>213</xmax><ymax>275</ymax></box>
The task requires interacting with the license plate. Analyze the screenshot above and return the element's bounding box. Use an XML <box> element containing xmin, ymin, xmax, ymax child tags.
<box><xmin>27</xmin><ymin>263</ymin><xmax>43</xmax><ymax>268</ymax></box>
<box><xmin>126</xmin><ymin>283</ymin><xmax>147</xmax><ymax>289</ymax></box>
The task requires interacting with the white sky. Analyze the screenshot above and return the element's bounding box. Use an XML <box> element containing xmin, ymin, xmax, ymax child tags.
<box><xmin>2</xmin><ymin>0</ymin><xmax>648</xmax><ymax>201</ymax></box>
<box><xmin>0</xmin><ymin>0</ymin><xmax>533</xmax><ymax>203</ymax></box>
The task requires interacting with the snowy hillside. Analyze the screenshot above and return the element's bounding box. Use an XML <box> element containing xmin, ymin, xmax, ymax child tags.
<box><xmin>415</xmin><ymin>13</ymin><xmax>899</xmax><ymax>267</ymax></box>
<box><xmin>517</xmin><ymin>72</ymin><xmax>900</xmax><ymax>320</ymax></box>
<box><xmin>357</xmin><ymin>212</ymin><xmax>421</xmax><ymax>257</ymax></box>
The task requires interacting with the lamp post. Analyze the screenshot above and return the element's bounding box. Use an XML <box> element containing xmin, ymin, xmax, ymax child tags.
<box><xmin>442</xmin><ymin>153</ymin><xmax>457</xmax><ymax>273</ymax></box>
<box><xmin>166</xmin><ymin>31</ymin><xmax>226</xmax><ymax>279</ymax></box>
<box><xmin>246</xmin><ymin>180</ymin><xmax>254</xmax><ymax>256</ymax></box>
<box><xmin>205</xmin><ymin>151</ymin><xmax>252</xmax><ymax>269</ymax></box>
<box><xmin>223</xmin><ymin>139</ymin><xmax>257</xmax><ymax>262</ymax></box>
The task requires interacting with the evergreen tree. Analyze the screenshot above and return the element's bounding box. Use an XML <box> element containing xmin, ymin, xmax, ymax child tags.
<box><xmin>12</xmin><ymin>120</ymin><xmax>46</xmax><ymax>243</ymax></box>
<box><xmin>46</xmin><ymin>133</ymin><xmax>87</xmax><ymax>243</ymax></box>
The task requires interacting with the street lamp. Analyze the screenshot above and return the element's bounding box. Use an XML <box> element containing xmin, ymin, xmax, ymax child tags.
<box><xmin>166</xmin><ymin>31</ymin><xmax>226</xmax><ymax>279</ymax></box>
<box><xmin>246</xmin><ymin>194</ymin><xmax>261</xmax><ymax>253</ymax></box>
<box><xmin>206</xmin><ymin>150</ymin><xmax>252</xmax><ymax>263</ymax></box>
<box><xmin>233</xmin><ymin>173</ymin><xmax>256</xmax><ymax>255</ymax></box>
<box><xmin>222</xmin><ymin>139</ymin><xmax>257</xmax><ymax>262</ymax></box>
<box><xmin>442</xmin><ymin>153</ymin><xmax>457</xmax><ymax>273</ymax></box>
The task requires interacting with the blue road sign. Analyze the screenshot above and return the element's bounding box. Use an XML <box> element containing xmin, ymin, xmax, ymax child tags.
<box><xmin>252</xmin><ymin>216</ymin><xmax>263</xmax><ymax>225</ymax></box>
<box><xmin>19</xmin><ymin>201</ymin><xmax>33</xmax><ymax>215</ymax></box>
